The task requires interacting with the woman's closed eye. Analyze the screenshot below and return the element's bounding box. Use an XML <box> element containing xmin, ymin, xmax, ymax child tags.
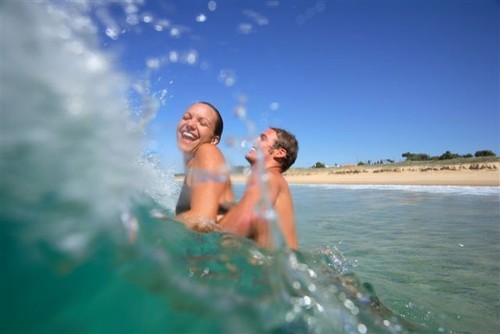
<box><xmin>199</xmin><ymin>118</ymin><xmax>211</xmax><ymax>128</ymax></box>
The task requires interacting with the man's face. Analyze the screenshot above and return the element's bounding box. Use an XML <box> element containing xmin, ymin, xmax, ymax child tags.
<box><xmin>245</xmin><ymin>128</ymin><xmax>279</xmax><ymax>164</ymax></box>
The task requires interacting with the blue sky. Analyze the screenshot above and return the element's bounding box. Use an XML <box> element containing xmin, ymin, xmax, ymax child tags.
<box><xmin>100</xmin><ymin>1</ymin><xmax>499</xmax><ymax>171</ymax></box>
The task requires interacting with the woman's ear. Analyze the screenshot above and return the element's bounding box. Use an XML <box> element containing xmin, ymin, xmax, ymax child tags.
<box><xmin>211</xmin><ymin>136</ymin><xmax>220</xmax><ymax>145</ymax></box>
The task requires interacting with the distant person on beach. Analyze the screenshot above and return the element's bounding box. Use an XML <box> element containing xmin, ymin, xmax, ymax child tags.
<box><xmin>175</xmin><ymin>102</ymin><xmax>234</xmax><ymax>232</ymax></box>
<box><xmin>220</xmin><ymin>127</ymin><xmax>299</xmax><ymax>249</ymax></box>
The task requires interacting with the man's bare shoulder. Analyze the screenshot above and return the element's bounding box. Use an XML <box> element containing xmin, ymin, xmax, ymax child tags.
<box><xmin>267</xmin><ymin>169</ymin><xmax>289</xmax><ymax>189</ymax></box>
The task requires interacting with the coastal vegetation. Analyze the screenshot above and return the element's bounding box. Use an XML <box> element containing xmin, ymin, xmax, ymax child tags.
<box><xmin>301</xmin><ymin>155</ymin><xmax>499</xmax><ymax>175</ymax></box>
<box><xmin>312</xmin><ymin>162</ymin><xmax>327</xmax><ymax>168</ymax></box>
<box><xmin>310</xmin><ymin>150</ymin><xmax>497</xmax><ymax>169</ymax></box>
<box><xmin>401</xmin><ymin>149</ymin><xmax>496</xmax><ymax>162</ymax></box>
<box><xmin>228</xmin><ymin>156</ymin><xmax>500</xmax><ymax>186</ymax></box>
<box><xmin>225</xmin><ymin>152</ymin><xmax>498</xmax><ymax>178</ymax></box>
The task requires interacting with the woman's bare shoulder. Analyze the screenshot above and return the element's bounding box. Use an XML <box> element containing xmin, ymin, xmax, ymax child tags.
<box><xmin>196</xmin><ymin>143</ymin><xmax>223</xmax><ymax>155</ymax></box>
<box><xmin>193</xmin><ymin>143</ymin><xmax>226</xmax><ymax>170</ymax></box>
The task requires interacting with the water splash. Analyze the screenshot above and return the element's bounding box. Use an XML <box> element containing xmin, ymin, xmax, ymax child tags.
<box><xmin>1</xmin><ymin>1</ymin><xmax>173</xmax><ymax>257</ymax></box>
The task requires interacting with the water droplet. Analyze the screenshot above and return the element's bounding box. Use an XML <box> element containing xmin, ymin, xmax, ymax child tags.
<box><xmin>126</xmin><ymin>15</ymin><xmax>139</xmax><ymax>25</ymax></box>
<box><xmin>196</xmin><ymin>14</ymin><xmax>207</xmax><ymax>23</ymax></box>
<box><xmin>234</xmin><ymin>106</ymin><xmax>247</xmax><ymax>118</ymax></box>
<box><xmin>238</xmin><ymin>23</ymin><xmax>253</xmax><ymax>34</ymax></box>
<box><xmin>158</xmin><ymin>89</ymin><xmax>168</xmax><ymax>105</ymax></box>
<box><xmin>328</xmin><ymin>285</ymin><xmax>338</xmax><ymax>294</ymax></box>
<box><xmin>316</xmin><ymin>303</ymin><xmax>324</xmax><ymax>312</ymax></box>
<box><xmin>156</xmin><ymin>19</ymin><xmax>170</xmax><ymax>29</ymax></box>
<box><xmin>344</xmin><ymin>298</ymin><xmax>355</xmax><ymax>310</ymax></box>
<box><xmin>219</xmin><ymin>69</ymin><xmax>237</xmax><ymax>87</ymax></box>
<box><xmin>146</xmin><ymin>58</ymin><xmax>160</xmax><ymax>69</ymax></box>
<box><xmin>201</xmin><ymin>267</ymin><xmax>210</xmax><ymax>277</ymax></box>
<box><xmin>307</xmin><ymin>268</ymin><xmax>317</xmax><ymax>279</ymax></box>
<box><xmin>170</xmin><ymin>27</ymin><xmax>180</xmax><ymax>38</ymax></box>
<box><xmin>208</xmin><ymin>1</ymin><xmax>217</xmax><ymax>12</ymax></box>
<box><xmin>357</xmin><ymin>323</ymin><xmax>367</xmax><ymax>334</ymax></box>
<box><xmin>200</xmin><ymin>61</ymin><xmax>209</xmax><ymax>71</ymax></box>
<box><xmin>169</xmin><ymin>51</ymin><xmax>179</xmax><ymax>63</ymax></box>
<box><xmin>124</xmin><ymin>4</ymin><xmax>138</xmax><ymax>14</ymax></box>
<box><xmin>225</xmin><ymin>77</ymin><xmax>235</xmax><ymax>86</ymax></box>
<box><xmin>186</xmin><ymin>50</ymin><xmax>198</xmax><ymax>65</ymax></box>
<box><xmin>105</xmin><ymin>27</ymin><xmax>119</xmax><ymax>40</ymax></box>
<box><xmin>302</xmin><ymin>296</ymin><xmax>312</xmax><ymax>306</ymax></box>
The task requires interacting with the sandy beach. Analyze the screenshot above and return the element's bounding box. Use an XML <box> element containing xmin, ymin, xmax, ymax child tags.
<box><xmin>230</xmin><ymin>161</ymin><xmax>500</xmax><ymax>186</ymax></box>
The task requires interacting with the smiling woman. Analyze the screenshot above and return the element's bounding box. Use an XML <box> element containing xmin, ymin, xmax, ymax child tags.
<box><xmin>176</xmin><ymin>102</ymin><xmax>223</xmax><ymax>153</ymax></box>
<box><xmin>174</xmin><ymin>102</ymin><xmax>235</xmax><ymax>231</ymax></box>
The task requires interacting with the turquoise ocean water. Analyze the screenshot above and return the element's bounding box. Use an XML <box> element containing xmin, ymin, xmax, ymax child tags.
<box><xmin>2</xmin><ymin>2</ymin><xmax>499</xmax><ymax>333</ymax></box>
<box><xmin>3</xmin><ymin>182</ymin><xmax>499</xmax><ymax>333</ymax></box>
<box><xmin>292</xmin><ymin>184</ymin><xmax>500</xmax><ymax>333</ymax></box>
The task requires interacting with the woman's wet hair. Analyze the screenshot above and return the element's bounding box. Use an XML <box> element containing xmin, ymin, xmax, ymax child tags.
<box><xmin>271</xmin><ymin>127</ymin><xmax>298</xmax><ymax>172</ymax></box>
<box><xmin>199</xmin><ymin>101</ymin><xmax>223</xmax><ymax>140</ymax></box>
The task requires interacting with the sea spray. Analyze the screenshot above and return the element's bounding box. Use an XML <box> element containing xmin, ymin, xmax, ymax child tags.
<box><xmin>1</xmin><ymin>1</ymin><xmax>176</xmax><ymax>258</ymax></box>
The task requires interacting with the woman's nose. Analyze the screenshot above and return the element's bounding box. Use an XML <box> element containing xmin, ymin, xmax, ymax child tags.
<box><xmin>185</xmin><ymin>119</ymin><xmax>196</xmax><ymax>128</ymax></box>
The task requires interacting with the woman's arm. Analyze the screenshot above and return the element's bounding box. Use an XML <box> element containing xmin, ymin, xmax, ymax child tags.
<box><xmin>176</xmin><ymin>144</ymin><xmax>230</xmax><ymax>231</ymax></box>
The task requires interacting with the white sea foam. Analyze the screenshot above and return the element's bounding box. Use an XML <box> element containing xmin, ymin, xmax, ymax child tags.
<box><xmin>293</xmin><ymin>184</ymin><xmax>500</xmax><ymax>197</ymax></box>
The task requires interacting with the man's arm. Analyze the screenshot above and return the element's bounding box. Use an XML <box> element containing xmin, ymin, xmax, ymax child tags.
<box><xmin>219</xmin><ymin>174</ymin><xmax>263</xmax><ymax>236</ymax></box>
<box><xmin>221</xmin><ymin>170</ymin><xmax>298</xmax><ymax>249</ymax></box>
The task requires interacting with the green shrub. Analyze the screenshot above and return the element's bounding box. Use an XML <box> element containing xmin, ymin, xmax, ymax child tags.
<box><xmin>475</xmin><ymin>150</ymin><xmax>496</xmax><ymax>157</ymax></box>
<box><xmin>312</xmin><ymin>162</ymin><xmax>326</xmax><ymax>168</ymax></box>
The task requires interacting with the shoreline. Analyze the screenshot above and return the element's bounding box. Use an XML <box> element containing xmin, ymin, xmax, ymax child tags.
<box><xmin>230</xmin><ymin>161</ymin><xmax>500</xmax><ymax>187</ymax></box>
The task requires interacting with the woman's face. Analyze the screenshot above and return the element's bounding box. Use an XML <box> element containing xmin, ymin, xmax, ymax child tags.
<box><xmin>176</xmin><ymin>103</ymin><xmax>219</xmax><ymax>154</ymax></box>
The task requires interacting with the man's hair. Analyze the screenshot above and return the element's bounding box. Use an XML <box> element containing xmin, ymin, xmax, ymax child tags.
<box><xmin>270</xmin><ymin>127</ymin><xmax>298</xmax><ymax>172</ymax></box>
<box><xmin>199</xmin><ymin>101</ymin><xmax>223</xmax><ymax>140</ymax></box>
